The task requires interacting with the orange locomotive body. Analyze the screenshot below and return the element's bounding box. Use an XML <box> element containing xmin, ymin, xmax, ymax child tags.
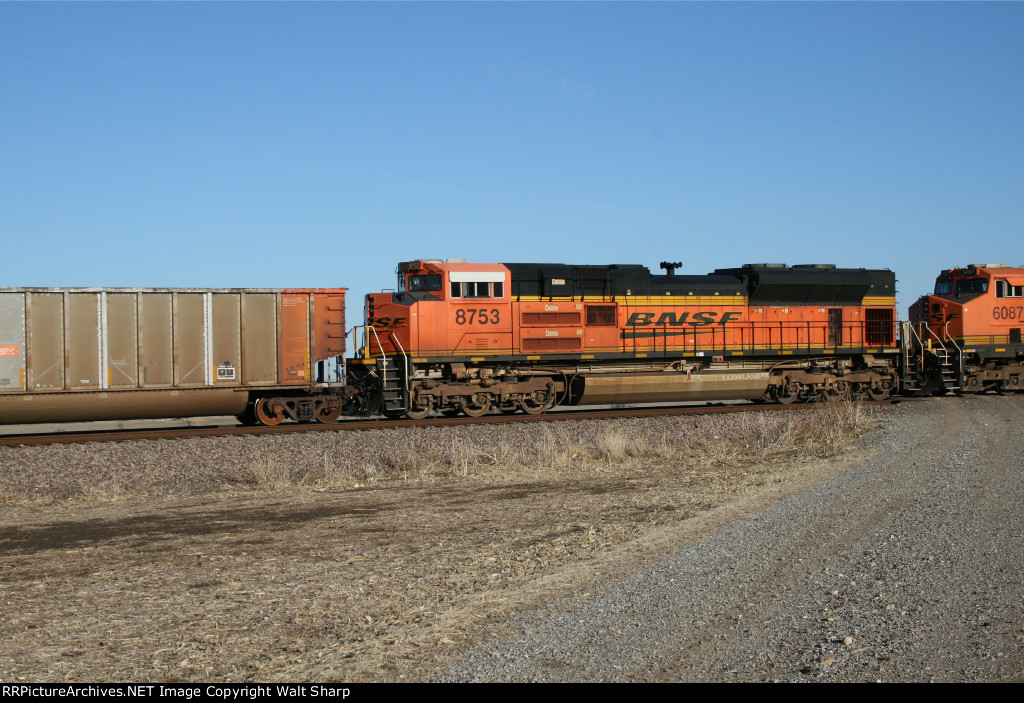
<box><xmin>907</xmin><ymin>264</ymin><xmax>1024</xmax><ymax>394</ymax></box>
<box><xmin>350</xmin><ymin>259</ymin><xmax>900</xmax><ymax>418</ymax></box>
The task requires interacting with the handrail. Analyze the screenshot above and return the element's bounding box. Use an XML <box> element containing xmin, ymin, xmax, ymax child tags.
<box><xmin>922</xmin><ymin>321</ymin><xmax>948</xmax><ymax>356</ymax></box>
<box><xmin>904</xmin><ymin>320</ymin><xmax>925</xmax><ymax>349</ymax></box>
<box><xmin>353</xmin><ymin>325</ymin><xmax>390</xmax><ymax>390</ymax></box>
<box><xmin>351</xmin><ymin>325</ymin><xmax>411</xmax><ymax>398</ymax></box>
<box><xmin>902</xmin><ymin>321</ymin><xmax>926</xmax><ymax>380</ymax></box>
<box><xmin>388</xmin><ymin>332</ymin><xmax>411</xmax><ymax>398</ymax></box>
<box><xmin>905</xmin><ymin>320</ymin><xmax>963</xmax><ymax>387</ymax></box>
<box><xmin>943</xmin><ymin>321</ymin><xmax>964</xmax><ymax>376</ymax></box>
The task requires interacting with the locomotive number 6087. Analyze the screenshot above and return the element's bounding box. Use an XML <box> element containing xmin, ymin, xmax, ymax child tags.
<box><xmin>993</xmin><ymin>306</ymin><xmax>1023</xmax><ymax>320</ymax></box>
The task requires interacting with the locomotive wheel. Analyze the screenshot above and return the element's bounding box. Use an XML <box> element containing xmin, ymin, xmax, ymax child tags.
<box><xmin>405</xmin><ymin>399</ymin><xmax>435</xmax><ymax>420</ymax></box>
<box><xmin>342</xmin><ymin>395</ymin><xmax>367</xmax><ymax>416</ymax></box>
<box><xmin>818</xmin><ymin>387</ymin><xmax>841</xmax><ymax>402</ymax></box>
<box><xmin>867</xmin><ymin>385</ymin><xmax>891</xmax><ymax>401</ymax></box>
<box><xmin>316</xmin><ymin>403</ymin><xmax>342</xmax><ymax>424</ymax></box>
<box><xmin>459</xmin><ymin>395</ymin><xmax>492</xmax><ymax>418</ymax></box>
<box><xmin>518</xmin><ymin>395</ymin><xmax>553</xmax><ymax>415</ymax></box>
<box><xmin>254</xmin><ymin>397</ymin><xmax>287</xmax><ymax>426</ymax></box>
<box><xmin>775</xmin><ymin>384</ymin><xmax>801</xmax><ymax>405</ymax></box>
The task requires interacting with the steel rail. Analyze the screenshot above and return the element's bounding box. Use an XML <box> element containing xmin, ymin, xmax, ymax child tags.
<box><xmin>0</xmin><ymin>399</ymin><xmax>911</xmax><ymax>447</ymax></box>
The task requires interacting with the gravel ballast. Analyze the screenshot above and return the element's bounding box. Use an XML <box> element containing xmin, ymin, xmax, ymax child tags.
<box><xmin>440</xmin><ymin>395</ymin><xmax>1024</xmax><ymax>682</ymax></box>
<box><xmin>2</xmin><ymin>397</ymin><xmax>1020</xmax><ymax>681</ymax></box>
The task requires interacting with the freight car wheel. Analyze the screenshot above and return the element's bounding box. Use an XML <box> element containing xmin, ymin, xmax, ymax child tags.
<box><xmin>254</xmin><ymin>398</ymin><xmax>287</xmax><ymax>426</ymax></box>
<box><xmin>236</xmin><ymin>405</ymin><xmax>259</xmax><ymax>426</ymax></box>
<box><xmin>459</xmin><ymin>394</ymin><xmax>492</xmax><ymax>418</ymax></box>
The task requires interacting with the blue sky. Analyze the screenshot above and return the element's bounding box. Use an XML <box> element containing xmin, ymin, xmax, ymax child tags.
<box><xmin>2</xmin><ymin>1</ymin><xmax>1022</xmax><ymax>327</ymax></box>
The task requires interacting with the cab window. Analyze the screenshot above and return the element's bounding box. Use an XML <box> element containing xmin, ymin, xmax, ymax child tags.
<box><xmin>450</xmin><ymin>281</ymin><xmax>504</xmax><ymax>299</ymax></box>
<box><xmin>954</xmin><ymin>279</ymin><xmax>987</xmax><ymax>296</ymax></box>
<box><xmin>995</xmin><ymin>280</ymin><xmax>1023</xmax><ymax>298</ymax></box>
<box><xmin>408</xmin><ymin>274</ymin><xmax>442</xmax><ymax>292</ymax></box>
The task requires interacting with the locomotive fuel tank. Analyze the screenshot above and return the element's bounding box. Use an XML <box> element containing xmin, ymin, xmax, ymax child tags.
<box><xmin>569</xmin><ymin>369</ymin><xmax>770</xmax><ymax>405</ymax></box>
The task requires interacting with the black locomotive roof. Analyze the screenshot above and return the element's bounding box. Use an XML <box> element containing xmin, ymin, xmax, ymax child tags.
<box><xmin>502</xmin><ymin>262</ymin><xmax>893</xmax><ymax>304</ymax></box>
<box><xmin>503</xmin><ymin>263</ymin><xmax>744</xmax><ymax>298</ymax></box>
<box><xmin>713</xmin><ymin>264</ymin><xmax>895</xmax><ymax>305</ymax></box>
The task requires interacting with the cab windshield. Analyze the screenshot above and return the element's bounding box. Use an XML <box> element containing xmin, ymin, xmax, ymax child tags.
<box><xmin>408</xmin><ymin>274</ymin><xmax>442</xmax><ymax>292</ymax></box>
<box><xmin>934</xmin><ymin>279</ymin><xmax>988</xmax><ymax>297</ymax></box>
<box><xmin>954</xmin><ymin>279</ymin><xmax>987</xmax><ymax>295</ymax></box>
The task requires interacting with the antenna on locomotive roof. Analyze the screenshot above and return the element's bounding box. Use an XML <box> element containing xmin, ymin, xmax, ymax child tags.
<box><xmin>660</xmin><ymin>261</ymin><xmax>683</xmax><ymax>276</ymax></box>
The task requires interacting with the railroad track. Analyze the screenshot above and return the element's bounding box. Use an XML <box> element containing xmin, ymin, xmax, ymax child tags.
<box><xmin>0</xmin><ymin>399</ymin><xmax>909</xmax><ymax>447</ymax></box>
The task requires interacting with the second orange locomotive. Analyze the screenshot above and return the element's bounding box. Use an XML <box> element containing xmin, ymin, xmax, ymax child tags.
<box><xmin>349</xmin><ymin>259</ymin><xmax>900</xmax><ymax>418</ymax></box>
<box><xmin>907</xmin><ymin>263</ymin><xmax>1024</xmax><ymax>394</ymax></box>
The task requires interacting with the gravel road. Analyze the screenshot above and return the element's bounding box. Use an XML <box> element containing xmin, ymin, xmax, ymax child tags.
<box><xmin>441</xmin><ymin>395</ymin><xmax>1024</xmax><ymax>682</ymax></box>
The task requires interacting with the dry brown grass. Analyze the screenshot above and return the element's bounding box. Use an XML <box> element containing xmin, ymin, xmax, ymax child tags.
<box><xmin>0</xmin><ymin>403</ymin><xmax>879</xmax><ymax>506</ymax></box>
<box><xmin>0</xmin><ymin>402</ymin><xmax>892</xmax><ymax>682</ymax></box>
<box><xmin>228</xmin><ymin>402</ymin><xmax>876</xmax><ymax>494</ymax></box>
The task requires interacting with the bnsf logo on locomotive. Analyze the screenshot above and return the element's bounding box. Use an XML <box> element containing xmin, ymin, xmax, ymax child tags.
<box><xmin>626</xmin><ymin>311</ymin><xmax>742</xmax><ymax>327</ymax></box>
<box><xmin>369</xmin><ymin>316</ymin><xmax>407</xmax><ymax>329</ymax></box>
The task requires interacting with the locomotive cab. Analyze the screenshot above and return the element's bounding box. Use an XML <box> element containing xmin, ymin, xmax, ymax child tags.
<box><xmin>910</xmin><ymin>264</ymin><xmax>1024</xmax><ymax>350</ymax></box>
<box><xmin>364</xmin><ymin>259</ymin><xmax>512</xmax><ymax>359</ymax></box>
<box><xmin>907</xmin><ymin>264</ymin><xmax>1024</xmax><ymax>393</ymax></box>
<box><xmin>352</xmin><ymin>259</ymin><xmax>526</xmax><ymax>418</ymax></box>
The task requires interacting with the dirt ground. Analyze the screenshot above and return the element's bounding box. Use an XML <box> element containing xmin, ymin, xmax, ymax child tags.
<box><xmin>0</xmin><ymin>414</ymin><xmax>882</xmax><ymax>682</ymax></box>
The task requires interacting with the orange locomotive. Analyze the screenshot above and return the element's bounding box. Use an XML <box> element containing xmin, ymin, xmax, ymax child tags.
<box><xmin>348</xmin><ymin>259</ymin><xmax>901</xmax><ymax>418</ymax></box>
<box><xmin>907</xmin><ymin>264</ymin><xmax>1024</xmax><ymax>394</ymax></box>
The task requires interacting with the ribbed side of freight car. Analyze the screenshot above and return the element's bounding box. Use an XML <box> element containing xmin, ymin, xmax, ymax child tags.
<box><xmin>0</xmin><ymin>288</ymin><xmax>346</xmax><ymax>424</ymax></box>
